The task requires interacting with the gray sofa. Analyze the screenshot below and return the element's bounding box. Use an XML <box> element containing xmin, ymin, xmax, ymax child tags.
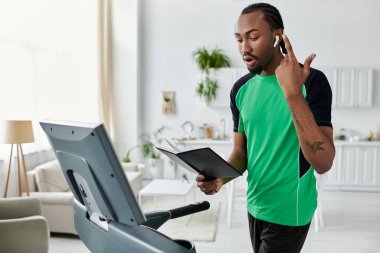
<box><xmin>25</xmin><ymin>159</ymin><xmax>143</xmax><ymax>234</ymax></box>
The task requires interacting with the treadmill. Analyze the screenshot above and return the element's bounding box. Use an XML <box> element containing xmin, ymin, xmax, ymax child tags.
<box><xmin>40</xmin><ymin>121</ymin><xmax>210</xmax><ymax>253</ymax></box>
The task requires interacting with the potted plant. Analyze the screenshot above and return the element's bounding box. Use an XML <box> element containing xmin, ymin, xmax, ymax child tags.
<box><xmin>140</xmin><ymin>126</ymin><xmax>168</xmax><ymax>179</ymax></box>
<box><xmin>196</xmin><ymin>76</ymin><xmax>219</xmax><ymax>103</ymax></box>
<box><xmin>193</xmin><ymin>47</ymin><xmax>231</xmax><ymax>103</ymax></box>
<box><xmin>121</xmin><ymin>145</ymin><xmax>139</xmax><ymax>172</ymax></box>
<box><xmin>122</xmin><ymin>145</ymin><xmax>139</xmax><ymax>163</ymax></box>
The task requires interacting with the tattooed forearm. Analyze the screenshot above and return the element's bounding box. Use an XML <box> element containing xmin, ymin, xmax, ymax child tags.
<box><xmin>292</xmin><ymin>113</ymin><xmax>305</xmax><ymax>132</ymax></box>
<box><xmin>307</xmin><ymin>141</ymin><xmax>325</xmax><ymax>153</ymax></box>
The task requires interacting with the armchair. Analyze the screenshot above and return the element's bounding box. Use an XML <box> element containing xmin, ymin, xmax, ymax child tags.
<box><xmin>0</xmin><ymin>197</ymin><xmax>49</xmax><ymax>253</ymax></box>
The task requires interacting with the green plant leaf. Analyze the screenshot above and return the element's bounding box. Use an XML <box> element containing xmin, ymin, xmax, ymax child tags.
<box><xmin>123</xmin><ymin>145</ymin><xmax>139</xmax><ymax>162</ymax></box>
<box><xmin>139</xmin><ymin>126</ymin><xmax>169</xmax><ymax>159</ymax></box>
<box><xmin>193</xmin><ymin>46</ymin><xmax>229</xmax><ymax>103</ymax></box>
<box><xmin>193</xmin><ymin>47</ymin><xmax>211</xmax><ymax>74</ymax></box>
<box><xmin>122</xmin><ymin>156</ymin><xmax>131</xmax><ymax>163</ymax></box>
<box><xmin>195</xmin><ymin>76</ymin><xmax>218</xmax><ymax>103</ymax></box>
<box><xmin>210</xmin><ymin>48</ymin><xmax>231</xmax><ymax>69</ymax></box>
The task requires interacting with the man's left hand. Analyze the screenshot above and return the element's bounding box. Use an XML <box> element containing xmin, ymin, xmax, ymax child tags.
<box><xmin>275</xmin><ymin>34</ymin><xmax>316</xmax><ymax>98</ymax></box>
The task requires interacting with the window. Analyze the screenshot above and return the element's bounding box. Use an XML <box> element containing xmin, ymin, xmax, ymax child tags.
<box><xmin>0</xmin><ymin>0</ymin><xmax>99</xmax><ymax>154</ymax></box>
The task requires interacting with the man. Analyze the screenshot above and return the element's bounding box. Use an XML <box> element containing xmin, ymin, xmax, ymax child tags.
<box><xmin>196</xmin><ymin>3</ymin><xmax>335</xmax><ymax>253</ymax></box>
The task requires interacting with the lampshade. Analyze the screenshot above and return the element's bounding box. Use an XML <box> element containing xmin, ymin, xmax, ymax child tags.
<box><xmin>0</xmin><ymin>120</ymin><xmax>35</xmax><ymax>144</ymax></box>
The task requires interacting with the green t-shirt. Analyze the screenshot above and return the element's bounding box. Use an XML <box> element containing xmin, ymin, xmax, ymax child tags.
<box><xmin>230</xmin><ymin>69</ymin><xmax>332</xmax><ymax>226</ymax></box>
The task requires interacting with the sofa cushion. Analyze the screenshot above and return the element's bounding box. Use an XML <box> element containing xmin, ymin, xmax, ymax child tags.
<box><xmin>35</xmin><ymin>160</ymin><xmax>69</xmax><ymax>192</ymax></box>
<box><xmin>28</xmin><ymin>192</ymin><xmax>73</xmax><ymax>205</ymax></box>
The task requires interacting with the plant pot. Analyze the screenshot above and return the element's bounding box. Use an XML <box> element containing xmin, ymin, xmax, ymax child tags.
<box><xmin>208</xmin><ymin>68</ymin><xmax>217</xmax><ymax>79</ymax></box>
<box><xmin>149</xmin><ymin>158</ymin><xmax>164</xmax><ymax>179</ymax></box>
<box><xmin>121</xmin><ymin>162</ymin><xmax>137</xmax><ymax>172</ymax></box>
<box><xmin>197</xmin><ymin>96</ymin><xmax>210</xmax><ymax>107</ymax></box>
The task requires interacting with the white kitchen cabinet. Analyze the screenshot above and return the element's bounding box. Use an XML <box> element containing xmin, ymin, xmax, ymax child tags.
<box><xmin>341</xmin><ymin>146</ymin><xmax>358</xmax><ymax>184</ymax></box>
<box><xmin>322</xmin><ymin>68</ymin><xmax>338</xmax><ymax>108</ymax></box>
<box><xmin>326</xmin><ymin>145</ymin><xmax>341</xmax><ymax>184</ymax></box>
<box><xmin>211</xmin><ymin>67</ymin><xmax>373</xmax><ymax>108</ymax></box>
<box><xmin>320</xmin><ymin>68</ymin><xmax>373</xmax><ymax>108</ymax></box>
<box><xmin>355</xmin><ymin>69</ymin><xmax>373</xmax><ymax>107</ymax></box>
<box><xmin>324</xmin><ymin>142</ymin><xmax>380</xmax><ymax>191</ymax></box>
<box><xmin>357</xmin><ymin>146</ymin><xmax>378</xmax><ymax>186</ymax></box>
<box><xmin>336</xmin><ymin>68</ymin><xmax>355</xmax><ymax>108</ymax></box>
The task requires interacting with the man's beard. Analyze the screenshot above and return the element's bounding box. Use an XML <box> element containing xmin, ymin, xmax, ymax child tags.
<box><xmin>247</xmin><ymin>51</ymin><xmax>273</xmax><ymax>75</ymax></box>
<box><xmin>248</xmin><ymin>66</ymin><xmax>262</xmax><ymax>75</ymax></box>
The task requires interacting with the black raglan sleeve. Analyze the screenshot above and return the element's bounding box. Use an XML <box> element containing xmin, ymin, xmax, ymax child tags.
<box><xmin>304</xmin><ymin>68</ymin><xmax>333</xmax><ymax>128</ymax></box>
<box><xmin>230</xmin><ymin>72</ymin><xmax>254</xmax><ymax>132</ymax></box>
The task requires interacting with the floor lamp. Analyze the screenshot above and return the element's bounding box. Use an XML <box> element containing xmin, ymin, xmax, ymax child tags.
<box><xmin>0</xmin><ymin>120</ymin><xmax>34</xmax><ymax>198</ymax></box>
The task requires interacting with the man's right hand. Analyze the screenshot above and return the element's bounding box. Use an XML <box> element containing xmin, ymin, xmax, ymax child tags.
<box><xmin>196</xmin><ymin>174</ymin><xmax>224</xmax><ymax>195</ymax></box>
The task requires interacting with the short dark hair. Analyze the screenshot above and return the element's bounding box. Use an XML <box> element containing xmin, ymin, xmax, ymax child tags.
<box><xmin>241</xmin><ymin>3</ymin><xmax>284</xmax><ymax>31</ymax></box>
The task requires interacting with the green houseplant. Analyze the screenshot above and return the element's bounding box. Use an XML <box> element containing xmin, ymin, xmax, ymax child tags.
<box><xmin>122</xmin><ymin>145</ymin><xmax>139</xmax><ymax>163</ymax></box>
<box><xmin>121</xmin><ymin>145</ymin><xmax>141</xmax><ymax>172</ymax></box>
<box><xmin>140</xmin><ymin>126</ymin><xmax>167</xmax><ymax>159</ymax></box>
<box><xmin>140</xmin><ymin>126</ymin><xmax>168</xmax><ymax>178</ymax></box>
<box><xmin>196</xmin><ymin>76</ymin><xmax>219</xmax><ymax>103</ymax></box>
<box><xmin>121</xmin><ymin>127</ymin><xmax>167</xmax><ymax>175</ymax></box>
<box><xmin>193</xmin><ymin>47</ymin><xmax>231</xmax><ymax>103</ymax></box>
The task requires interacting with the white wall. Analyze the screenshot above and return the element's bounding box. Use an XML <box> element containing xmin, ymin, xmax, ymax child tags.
<box><xmin>138</xmin><ymin>0</ymin><xmax>380</xmax><ymax>139</ymax></box>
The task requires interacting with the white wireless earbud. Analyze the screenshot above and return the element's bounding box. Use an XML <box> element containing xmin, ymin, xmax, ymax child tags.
<box><xmin>273</xmin><ymin>35</ymin><xmax>279</xmax><ymax>48</ymax></box>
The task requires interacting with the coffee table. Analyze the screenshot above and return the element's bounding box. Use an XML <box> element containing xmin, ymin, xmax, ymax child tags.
<box><xmin>138</xmin><ymin>179</ymin><xmax>195</xmax><ymax>208</ymax></box>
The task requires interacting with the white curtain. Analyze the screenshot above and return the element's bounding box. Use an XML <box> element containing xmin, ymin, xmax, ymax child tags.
<box><xmin>98</xmin><ymin>0</ymin><xmax>114</xmax><ymax>140</ymax></box>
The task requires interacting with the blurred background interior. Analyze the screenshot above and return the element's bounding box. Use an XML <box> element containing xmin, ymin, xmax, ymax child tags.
<box><xmin>0</xmin><ymin>0</ymin><xmax>379</xmax><ymax>252</ymax></box>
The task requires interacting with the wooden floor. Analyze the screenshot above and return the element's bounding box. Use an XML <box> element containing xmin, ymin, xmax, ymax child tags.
<box><xmin>50</xmin><ymin>186</ymin><xmax>380</xmax><ymax>253</ymax></box>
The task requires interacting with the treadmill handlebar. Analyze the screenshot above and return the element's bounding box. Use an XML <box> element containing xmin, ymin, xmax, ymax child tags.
<box><xmin>169</xmin><ymin>201</ymin><xmax>210</xmax><ymax>219</ymax></box>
